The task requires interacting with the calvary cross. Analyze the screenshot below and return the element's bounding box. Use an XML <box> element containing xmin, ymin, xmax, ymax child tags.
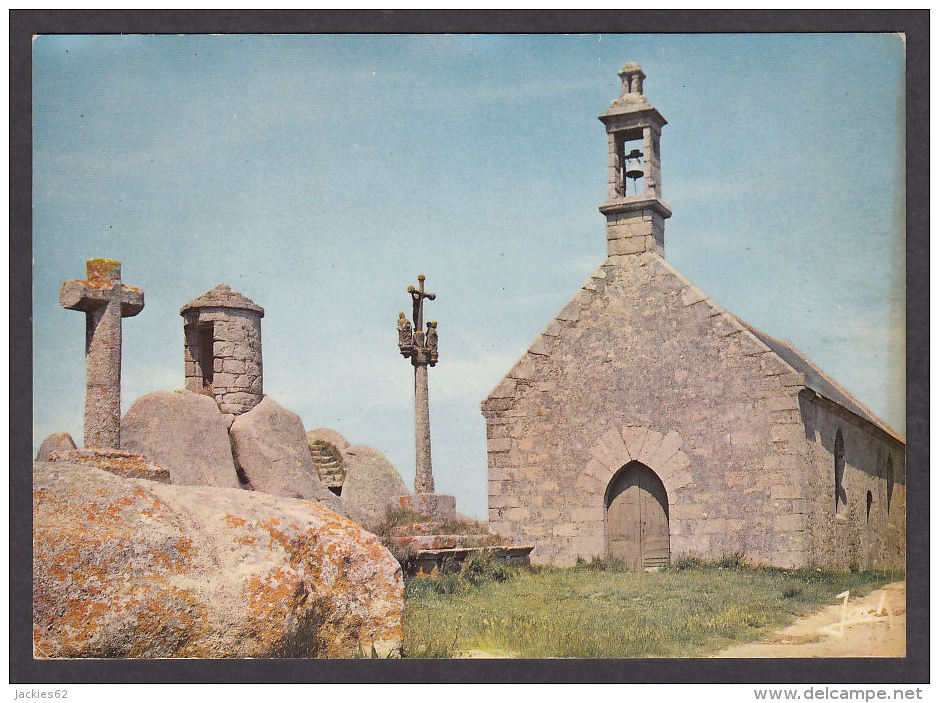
<box><xmin>403</xmin><ymin>274</ymin><xmax>437</xmax><ymax>494</ymax></box>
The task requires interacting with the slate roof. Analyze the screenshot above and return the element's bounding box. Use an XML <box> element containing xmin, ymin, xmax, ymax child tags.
<box><xmin>735</xmin><ymin>318</ymin><xmax>903</xmax><ymax>444</ymax></box>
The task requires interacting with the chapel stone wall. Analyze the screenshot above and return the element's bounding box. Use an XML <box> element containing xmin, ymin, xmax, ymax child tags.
<box><xmin>482</xmin><ymin>252</ymin><xmax>814</xmax><ymax>568</ymax></box>
<box><xmin>800</xmin><ymin>394</ymin><xmax>906</xmax><ymax>570</ymax></box>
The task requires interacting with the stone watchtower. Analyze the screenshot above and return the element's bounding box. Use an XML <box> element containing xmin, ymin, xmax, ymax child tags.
<box><xmin>598</xmin><ymin>62</ymin><xmax>671</xmax><ymax>257</ymax></box>
<box><xmin>180</xmin><ymin>284</ymin><xmax>264</xmax><ymax>415</ymax></box>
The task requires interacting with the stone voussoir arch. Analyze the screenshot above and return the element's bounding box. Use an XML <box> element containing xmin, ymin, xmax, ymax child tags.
<box><xmin>578</xmin><ymin>425</ymin><xmax>693</xmax><ymax>504</ymax></box>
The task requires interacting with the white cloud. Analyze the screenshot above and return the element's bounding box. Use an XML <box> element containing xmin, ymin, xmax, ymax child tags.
<box><xmin>431</xmin><ymin>351</ymin><xmax>521</xmax><ymax>402</ymax></box>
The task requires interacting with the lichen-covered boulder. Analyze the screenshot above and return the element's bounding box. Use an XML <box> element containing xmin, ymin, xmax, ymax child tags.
<box><xmin>120</xmin><ymin>390</ymin><xmax>240</xmax><ymax>489</ymax></box>
<box><xmin>230</xmin><ymin>396</ymin><xmax>344</xmax><ymax>514</ymax></box>
<box><xmin>33</xmin><ymin>461</ymin><xmax>404</xmax><ymax>659</ymax></box>
<box><xmin>35</xmin><ymin>432</ymin><xmax>77</xmax><ymax>461</ymax></box>
<box><xmin>47</xmin><ymin>448</ymin><xmax>171</xmax><ymax>483</ymax></box>
<box><xmin>340</xmin><ymin>445</ymin><xmax>410</xmax><ymax>529</ymax></box>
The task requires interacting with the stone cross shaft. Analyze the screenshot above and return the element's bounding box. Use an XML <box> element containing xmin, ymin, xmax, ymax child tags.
<box><xmin>401</xmin><ymin>274</ymin><xmax>437</xmax><ymax>494</ymax></box>
<box><xmin>60</xmin><ymin>259</ymin><xmax>144</xmax><ymax>449</ymax></box>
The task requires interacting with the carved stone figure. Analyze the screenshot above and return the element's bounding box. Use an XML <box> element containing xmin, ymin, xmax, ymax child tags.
<box><xmin>397</xmin><ymin>311</ymin><xmax>412</xmax><ymax>352</ymax></box>
<box><xmin>426</xmin><ymin>321</ymin><xmax>438</xmax><ymax>365</ymax></box>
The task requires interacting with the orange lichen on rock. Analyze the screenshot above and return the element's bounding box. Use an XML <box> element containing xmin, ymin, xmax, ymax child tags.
<box><xmin>33</xmin><ymin>460</ymin><xmax>404</xmax><ymax>658</ymax></box>
<box><xmin>84</xmin><ymin>258</ymin><xmax>121</xmax><ymax>282</ymax></box>
<box><xmin>47</xmin><ymin>448</ymin><xmax>171</xmax><ymax>483</ymax></box>
<box><xmin>33</xmin><ymin>463</ymin><xmax>205</xmax><ymax>657</ymax></box>
<box><xmin>224</xmin><ymin>514</ymin><xmax>246</xmax><ymax>528</ymax></box>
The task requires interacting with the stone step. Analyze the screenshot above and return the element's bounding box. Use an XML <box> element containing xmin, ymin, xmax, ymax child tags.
<box><xmin>310</xmin><ymin>446</ymin><xmax>338</xmax><ymax>457</ymax></box>
<box><xmin>309</xmin><ymin>441</ymin><xmax>345</xmax><ymax>486</ymax></box>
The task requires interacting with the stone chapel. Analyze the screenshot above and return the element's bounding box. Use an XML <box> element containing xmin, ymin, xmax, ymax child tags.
<box><xmin>481</xmin><ymin>63</ymin><xmax>906</xmax><ymax>570</ymax></box>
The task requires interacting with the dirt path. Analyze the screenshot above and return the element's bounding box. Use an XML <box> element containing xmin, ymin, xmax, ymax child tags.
<box><xmin>461</xmin><ymin>648</ymin><xmax>517</xmax><ymax>658</ymax></box>
<box><xmin>715</xmin><ymin>581</ymin><xmax>905</xmax><ymax>658</ymax></box>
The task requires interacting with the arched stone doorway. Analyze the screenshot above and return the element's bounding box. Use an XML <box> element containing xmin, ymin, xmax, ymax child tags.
<box><xmin>605</xmin><ymin>461</ymin><xmax>670</xmax><ymax>569</ymax></box>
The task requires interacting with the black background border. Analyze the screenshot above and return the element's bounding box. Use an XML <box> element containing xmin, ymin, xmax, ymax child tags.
<box><xmin>9</xmin><ymin>9</ymin><xmax>929</xmax><ymax>684</ymax></box>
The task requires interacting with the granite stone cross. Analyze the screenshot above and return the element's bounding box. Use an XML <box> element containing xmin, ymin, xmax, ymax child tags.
<box><xmin>399</xmin><ymin>274</ymin><xmax>437</xmax><ymax>494</ymax></box>
<box><xmin>60</xmin><ymin>258</ymin><xmax>144</xmax><ymax>449</ymax></box>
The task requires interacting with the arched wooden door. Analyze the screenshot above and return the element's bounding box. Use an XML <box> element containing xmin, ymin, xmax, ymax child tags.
<box><xmin>606</xmin><ymin>461</ymin><xmax>670</xmax><ymax>569</ymax></box>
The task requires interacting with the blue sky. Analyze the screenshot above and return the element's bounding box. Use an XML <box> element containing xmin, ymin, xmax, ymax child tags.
<box><xmin>32</xmin><ymin>34</ymin><xmax>905</xmax><ymax>519</ymax></box>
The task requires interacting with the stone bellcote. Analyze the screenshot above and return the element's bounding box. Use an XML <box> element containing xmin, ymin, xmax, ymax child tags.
<box><xmin>598</xmin><ymin>62</ymin><xmax>672</xmax><ymax>257</ymax></box>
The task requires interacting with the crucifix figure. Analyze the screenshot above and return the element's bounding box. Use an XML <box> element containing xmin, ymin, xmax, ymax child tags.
<box><xmin>60</xmin><ymin>258</ymin><xmax>144</xmax><ymax>449</ymax></box>
<box><xmin>398</xmin><ymin>274</ymin><xmax>438</xmax><ymax>494</ymax></box>
<box><xmin>408</xmin><ymin>275</ymin><xmax>435</xmax><ymax>348</ymax></box>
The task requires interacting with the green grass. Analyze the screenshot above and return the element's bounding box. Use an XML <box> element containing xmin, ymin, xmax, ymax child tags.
<box><xmin>402</xmin><ymin>557</ymin><xmax>903</xmax><ymax>658</ymax></box>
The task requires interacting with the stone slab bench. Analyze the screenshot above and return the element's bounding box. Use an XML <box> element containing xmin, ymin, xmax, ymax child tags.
<box><xmin>413</xmin><ymin>545</ymin><xmax>535</xmax><ymax>575</ymax></box>
<box><xmin>394</xmin><ymin>534</ymin><xmax>497</xmax><ymax>550</ymax></box>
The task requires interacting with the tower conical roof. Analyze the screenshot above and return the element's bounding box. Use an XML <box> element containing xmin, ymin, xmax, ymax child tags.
<box><xmin>179</xmin><ymin>283</ymin><xmax>264</xmax><ymax>316</ymax></box>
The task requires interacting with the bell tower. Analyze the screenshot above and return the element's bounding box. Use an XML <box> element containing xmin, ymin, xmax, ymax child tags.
<box><xmin>598</xmin><ymin>63</ymin><xmax>671</xmax><ymax>257</ymax></box>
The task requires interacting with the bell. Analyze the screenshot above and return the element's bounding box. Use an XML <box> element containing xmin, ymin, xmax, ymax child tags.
<box><xmin>624</xmin><ymin>148</ymin><xmax>644</xmax><ymax>181</ymax></box>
